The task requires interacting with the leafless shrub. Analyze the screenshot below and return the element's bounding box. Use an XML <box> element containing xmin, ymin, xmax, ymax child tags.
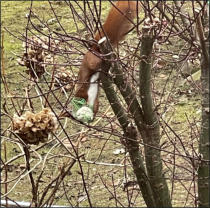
<box><xmin>1</xmin><ymin>1</ymin><xmax>209</xmax><ymax>207</ymax></box>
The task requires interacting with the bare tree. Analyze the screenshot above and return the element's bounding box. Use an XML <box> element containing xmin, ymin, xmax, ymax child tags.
<box><xmin>1</xmin><ymin>1</ymin><xmax>209</xmax><ymax>207</ymax></box>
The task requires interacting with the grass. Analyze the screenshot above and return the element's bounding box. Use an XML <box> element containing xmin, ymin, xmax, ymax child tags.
<box><xmin>1</xmin><ymin>1</ymin><xmax>201</xmax><ymax>207</ymax></box>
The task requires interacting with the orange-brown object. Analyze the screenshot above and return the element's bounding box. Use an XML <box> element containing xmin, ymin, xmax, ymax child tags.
<box><xmin>75</xmin><ymin>1</ymin><xmax>139</xmax><ymax>115</ymax></box>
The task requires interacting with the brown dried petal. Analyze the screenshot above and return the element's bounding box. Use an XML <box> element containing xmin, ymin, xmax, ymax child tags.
<box><xmin>34</xmin><ymin>114</ymin><xmax>42</xmax><ymax>122</ymax></box>
<box><xmin>31</xmin><ymin>127</ymin><xmax>39</xmax><ymax>132</ymax></box>
<box><xmin>36</xmin><ymin>122</ymin><xmax>47</xmax><ymax>130</ymax></box>
<box><xmin>25</xmin><ymin>120</ymin><xmax>33</xmax><ymax>128</ymax></box>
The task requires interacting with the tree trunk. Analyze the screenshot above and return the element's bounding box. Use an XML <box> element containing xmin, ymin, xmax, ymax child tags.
<box><xmin>99</xmin><ymin>38</ymin><xmax>156</xmax><ymax>207</ymax></box>
<box><xmin>139</xmin><ymin>26</ymin><xmax>172</xmax><ymax>207</ymax></box>
<box><xmin>196</xmin><ymin>9</ymin><xmax>210</xmax><ymax>208</ymax></box>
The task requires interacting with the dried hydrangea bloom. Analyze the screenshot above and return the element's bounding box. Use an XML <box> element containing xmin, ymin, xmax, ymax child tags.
<box><xmin>17</xmin><ymin>36</ymin><xmax>61</xmax><ymax>79</ymax></box>
<box><xmin>12</xmin><ymin>108</ymin><xmax>58</xmax><ymax>145</ymax></box>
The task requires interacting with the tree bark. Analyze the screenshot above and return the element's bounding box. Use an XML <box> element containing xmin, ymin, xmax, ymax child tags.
<box><xmin>196</xmin><ymin>10</ymin><xmax>210</xmax><ymax>208</ymax></box>
<box><xmin>99</xmin><ymin>38</ymin><xmax>156</xmax><ymax>207</ymax></box>
<box><xmin>139</xmin><ymin>26</ymin><xmax>172</xmax><ymax>207</ymax></box>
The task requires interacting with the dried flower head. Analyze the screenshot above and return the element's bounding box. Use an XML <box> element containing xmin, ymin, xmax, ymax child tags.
<box><xmin>54</xmin><ymin>67</ymin><xmax>74</xmax><ymax>92</ymax></box>
<box><xmin>12</xmin><ymin>108</ymin><xmax>58</xmax><ymax>145</ymax></box>
<box><xmin>17</xmin><ymin>36</ymin><xmax>61</xmax><ymax>79</ymax></box>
